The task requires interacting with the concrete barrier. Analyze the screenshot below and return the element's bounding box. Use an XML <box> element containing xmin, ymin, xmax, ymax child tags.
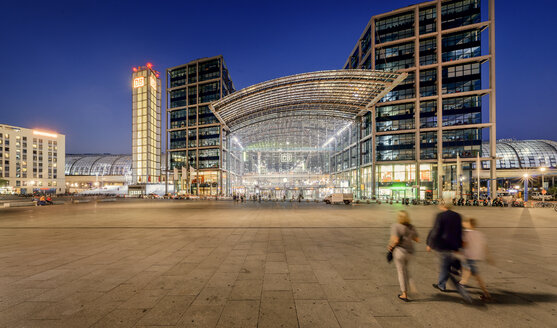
<box><xmin>97</xmin><ymin>198</ymin><xmax>117</xmax><ymax>203</ymax></box>
<box><xmin>3</xmin><ymin>202</ymin><xmax>35</xmax><ymax>208</ymax></box>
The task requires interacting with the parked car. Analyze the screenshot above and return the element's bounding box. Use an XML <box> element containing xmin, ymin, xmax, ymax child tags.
<box><xmin>324</xmin><ymin>193</ymin><xmax>353</xmax><ymax>205</ymax></box>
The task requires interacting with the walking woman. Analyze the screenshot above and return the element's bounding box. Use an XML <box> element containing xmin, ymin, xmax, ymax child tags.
<box><xmin>388</xmin><ymin>210</ymin><xmax>420</xmax><ymax>301</ymax></box>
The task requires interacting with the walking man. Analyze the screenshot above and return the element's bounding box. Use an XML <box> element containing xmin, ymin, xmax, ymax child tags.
<box><xmin>426</xmin><ymin>201</ymin><xmax>463</xmax><ymax>292</ymax></box>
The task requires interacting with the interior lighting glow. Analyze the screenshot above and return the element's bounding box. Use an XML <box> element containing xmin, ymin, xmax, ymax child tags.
<box><xmin>336</xmin><ymin>123</ymin><xmax>351</xmax><ymax>136</ymax></box>
<box><xmin>232</xmin><ymin>136</ymin><xmax>244</xmax><ymax>150</ymax></box>
<box><xmin>322</xmin><ymin>137</ymin><xmax>335</xmax><ymax>148</ymax></box>
<box><xmin>33</xmin><ymin>130</ymin><xmax>57</xmax><ymax>138</ymax></box>
<box><xmin>322</xmin><ymin>123</ymin><xmax>351</xmax><ymax>148</ymax></box>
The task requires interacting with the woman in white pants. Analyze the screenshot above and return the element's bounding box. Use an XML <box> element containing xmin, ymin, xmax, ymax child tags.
<box><xmin>388</xmin><ymin>210</ymin><xmax>419</xmax><ymax>301</ymax></box>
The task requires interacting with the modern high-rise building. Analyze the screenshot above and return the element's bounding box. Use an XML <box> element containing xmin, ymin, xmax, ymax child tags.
<box><xmin>0</xmin><ymin>124</ymin><xmax>65</xmax><ymax>194</ymax></box>
<box><xmin>131</xmin><ymin>63</ymin><xmax>161</xmax><ymax>185</ymax></box>
<box><xmin>341</xmin><ymin>0</ymin><xmax>496</xmax><ymax>199</ymax></box>
<box><xmin>166</xmin><ymin>56</ymin><xmax>235</xmax><ymax>196</ymax></box>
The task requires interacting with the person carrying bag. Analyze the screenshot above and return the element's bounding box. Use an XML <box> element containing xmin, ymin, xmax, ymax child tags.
<box><xmin>387</xmin><ymin>210</ymin><xmax>419</xmax><ymax>302</ymax></box>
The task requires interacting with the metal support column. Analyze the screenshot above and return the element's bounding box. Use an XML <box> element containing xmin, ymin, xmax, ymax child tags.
<box><xmin>436</xmin><ymin>0</ymin><xmax>444</xmax><ymax>199</ymax></box>
<box><xmin>489</xmin><ymin>0</ymin><xmax>497</xmax><ymax>198</ymax></box>
<box><xmin>371</xmin><ymin>17</ymin><xmax>377</xmax><ymax>199</ymax></box>
<box><xmin>414</xmin><ymin>6</ymin><xmax>421</xmax><ymax>200</ymax></box>
<box><xmin>356</xmin><ymin>118</ymin><xmax>362</xmax><ymax>199</ymax></box>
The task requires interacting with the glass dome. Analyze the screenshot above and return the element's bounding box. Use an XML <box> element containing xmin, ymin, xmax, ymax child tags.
<box><xmin>482</xmin><ymin>140</ymin><xmax>557</xmax><ymax>169</ymax></box>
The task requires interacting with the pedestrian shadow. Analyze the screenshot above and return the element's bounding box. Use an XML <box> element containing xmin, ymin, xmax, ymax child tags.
<box><xmin>414</xmin><ymin>288</ymin><xmax>557</xmax><ymax>308</ymax></box>
<box><xmin>414</xmin><ymin>292</ymin><xmax>487</xmax><ymax>308</ymax></box>
<box><xmin>486</xmin><ymin>289</ymin><xmax>557</xmax><ymax>305</ymax></box>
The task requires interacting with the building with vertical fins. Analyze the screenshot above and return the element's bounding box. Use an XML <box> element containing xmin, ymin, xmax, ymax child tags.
<box><xmin>166</xmin><ymin>56</ymin><xmax>235</xmax><ymax>196</ymax></box>
<box><xmin>131</xmin><ymin>63</ymin><xmax>161</xmax><ymax>192</ymax></box>
<box><xmin>342</xmin><ymin>0</ymin><xmax>496</xmax><ymax>200</ymax></box>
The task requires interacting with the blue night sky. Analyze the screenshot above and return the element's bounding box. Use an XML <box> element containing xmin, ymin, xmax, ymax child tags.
<box><xmin>1</xmin><ymin>0</ymin><xmax>556</xmax><ymax>154</ymax></box>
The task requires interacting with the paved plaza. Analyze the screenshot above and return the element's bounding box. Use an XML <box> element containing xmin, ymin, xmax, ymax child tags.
<box><xmin>0</xmin><ymin>200</ymin><xmax>556</xmax><ymax>328</ymax></box>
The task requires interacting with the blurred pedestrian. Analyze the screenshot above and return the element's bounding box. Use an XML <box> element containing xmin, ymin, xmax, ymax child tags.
<box><xmin>427</xmin><ymin>201</ymin><xmax>463</xmax><ymax>292</ymax></box>
<box><xmin>459</xmin><ymin>218</ymin><xmax>492</xmax><ymax>301</ymax></box>
<box><xmin>388</xmin><ymin>210</ymin><xmax>419</xmax><ymax>302</ymax></box>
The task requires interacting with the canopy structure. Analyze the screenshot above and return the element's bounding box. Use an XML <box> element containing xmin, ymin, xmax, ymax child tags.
<box><xmin>210</xmin><ymin>69</ymin><xmax>407</xmax><ymax>132</ymax></box>
<box><xmin>65</xmin><ymin>154</ymin><xmax>132</xmax><ymax>176</ymax></box>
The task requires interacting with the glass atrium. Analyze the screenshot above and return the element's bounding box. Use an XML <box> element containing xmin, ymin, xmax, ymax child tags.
<box><xmin>211</xmin><ymin>70</ymin><xmax>407</xmax><ymax>199</ymax></box>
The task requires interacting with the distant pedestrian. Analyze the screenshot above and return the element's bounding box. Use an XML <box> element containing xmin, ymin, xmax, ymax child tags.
<box><xmin>388</xmin><ymin>210</ymin><xmax>419</xmax><ymax>302</ymax></box>
<box><xmin>459</xmin><ymin>218</ymin><xmax>492</xmax><ymax>301</ymax></box>
<box><xmin>427</xmin><ymin>201</ymin><xmax>463</xmax><ymax>292</ymax></box>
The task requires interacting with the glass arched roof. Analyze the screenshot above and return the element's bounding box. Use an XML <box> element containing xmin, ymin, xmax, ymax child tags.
<box><xmin>210</xmin><ymin>69</ymin><xmax>407</xmax><ymax>131</ymax></box>
<box><xmin>482</xmin><ymin>140</ymin><xmax>557</xmax><ymax>169</ymax></box>
<box><xmin>65</xmin><ymin>154</ymin><xmax>132</xmax><ymax>176</ymax></box>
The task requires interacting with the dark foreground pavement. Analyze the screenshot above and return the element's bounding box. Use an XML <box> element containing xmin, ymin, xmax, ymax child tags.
<box><xmin>0</xmin><ymin>200</ymin><xmax>556</xmax><ymax>327</ymax></box>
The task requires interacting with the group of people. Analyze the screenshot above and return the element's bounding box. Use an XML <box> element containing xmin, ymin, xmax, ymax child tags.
<box><xmin>34</xmin><ymin>194</ymin><xmax>53</xmax><ymax>206</ymax></box>
<box><xmin>388</xmin><ymin>202</ymin><xmax>492</xmax><ymax>302</ymax></box>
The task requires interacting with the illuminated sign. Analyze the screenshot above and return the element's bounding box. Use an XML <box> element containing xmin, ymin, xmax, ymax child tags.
<box><xmin>133</xmin><ymin>76</ymin><xmax>145</xmax><ymax>88</ymax></box>
<box><xmin>33</xmin><ymin>130</ymin><xmax>57</xmax><ymax>138</ymax></box>
<box><xmin>150</xmin><ymin>75</ymin><xmax>157</xmax><ymax>90</ymax></box>
<box><xmin>280</xmin><ymin>153</ymin><xmax>292</xmax><ymax>163</ymax></box>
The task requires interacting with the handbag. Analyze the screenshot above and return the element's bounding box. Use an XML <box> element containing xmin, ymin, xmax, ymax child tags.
<box><xmin>386</xmin><ymin>250</ymin><xmax>394</xmax><ymax>262</ymax></box>
<box><xmin>386</xmin><ymin>234</ymin><xmax>404</xmax><ymax>263</ymax></box>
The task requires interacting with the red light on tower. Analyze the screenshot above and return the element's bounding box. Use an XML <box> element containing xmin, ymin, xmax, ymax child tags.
<box><xmin>132</xmin><ymin>67</ymin><xmax>137</xmax><ymax>72</ymax></box>
<box><xmin>146</xmin><ymin>62</ymin><xmax>153</xmax><ymax>69</ymax></box>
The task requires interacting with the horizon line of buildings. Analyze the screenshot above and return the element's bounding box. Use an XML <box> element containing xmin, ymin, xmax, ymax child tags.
<box><xmin>2</xmin><ymin>0</ymin><xmax>557</xmax><ymax>198</ymax></box>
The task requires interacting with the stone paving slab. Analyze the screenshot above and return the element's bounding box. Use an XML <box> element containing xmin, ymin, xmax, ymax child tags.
<box><xmin>0</xmin><ymin>201</ymin><xmax>556</xmax><ymax>327</ymax></box>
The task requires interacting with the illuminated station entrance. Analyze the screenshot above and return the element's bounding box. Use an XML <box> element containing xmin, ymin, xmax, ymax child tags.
<box><xmin>210</xmin><ymin>70</ymin><xmax>407</xmax><ymax>200</ymax></box>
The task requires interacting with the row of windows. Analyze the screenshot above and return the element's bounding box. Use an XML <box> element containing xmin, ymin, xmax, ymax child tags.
<box><xmin>169</xmin><ymin>107</ymin><xmax>220</xmax><ymax>129</ymax></box>
<box><xmin>377</xmin><ymin>133</ymin><xmax>415</xmax><ymax>146</ymax></box>
<box><xmin>375</xmin><ymin>96</ymin><xmax>481</xmax><ymax>131</ymax></box>
<box><xmin>169</xmin><ymin>60</ymin><xmax>222</xmax><ymax>88</ymax></box>
<box><xmin>169</xmin><ymin>149</ymin><xmax>220</xmax><ymax>169</ymax></box>
<box><xmin>441</xmin><ymin>0</ymin><xmax>481</xmax><ymax>30</ymax></box>
<box><xmin>377</xmin><ymin>103</ymin><xmax>414</xmax><ymax>118</ymax></box>
<box><xmin>169</xmin><ymin>82</ymin><xmax>221</xmax><ymax>108</ymax></box>
<box><xmin>377</xmin><ymin>119</ymin><xmax>414</xmax><ymax>132</ymax></box>
<box><xmin>376</xmin><ymin>12</ymin><xmax>414</xmax><ymax>33</ymax></box>
<box><xmin>376</xmin><ymin>42</ymin><xmax>413</xmax><ymax>60</ymax></box>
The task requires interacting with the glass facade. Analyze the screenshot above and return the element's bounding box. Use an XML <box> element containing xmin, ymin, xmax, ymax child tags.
<box><xmin>340</xmin><ymin>0</ymin><xmax>495</xmax><ymax>200</ymax></box>
<box><xmin>167</xmin><ymin>56</ymin><xmax>235</xmax><ymax>195</ymax></box>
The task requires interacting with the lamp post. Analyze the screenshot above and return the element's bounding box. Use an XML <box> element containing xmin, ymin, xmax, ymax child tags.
<box><xmin>540</xmin><ymin>167</ymin><xmax>546</xmax><ymax>201</ymax></box>
<box><xmin>460</xmin><ymin>176</ymin><xmax>465</xmax><ymax>199</ymax></box>
<box><xmin>523</xmin><ymin>173</ymin><xmax>529</xmax><ymax>202</ymax></box>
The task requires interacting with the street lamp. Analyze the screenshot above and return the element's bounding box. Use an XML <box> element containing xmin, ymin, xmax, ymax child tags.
<box><xmin>523</xmin><ymin>173</ymin><xmax>529</xmax><ymax>202</ymax></box>
<box><xmin>459</xmin><ymin>176</ymin><xmax>465</xmax><ymax>199</ymax></box>
<box><xmin>540</xmin><ymin>167</ymin><xmax>546</xmax><ymax>201</ymax></box>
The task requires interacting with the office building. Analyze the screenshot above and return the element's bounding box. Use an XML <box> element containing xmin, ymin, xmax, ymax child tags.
<box><xmin>0</xmin><ymin>124</ymin><xmax>65</xmax><ymax>194</ymax></box>
<box><xmin>341</xmin><ymin>0</ymin><xmax>496</xmax><ymax>199</ymax></box>
<box><xmin>131</xmin><ymin>63</ymin><xmax>162</xmax><ymax>186</ymax></box>
<box><xmin>166</xmin><ymin>56</ymin><xmax>235</xmax><ymax>196</ymax></box>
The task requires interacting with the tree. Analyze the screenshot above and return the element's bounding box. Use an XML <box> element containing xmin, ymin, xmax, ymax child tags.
<box><xmin>0</xmin><ymin>179</ymin><xmax>8</xmax><ymax>187</ymax></box>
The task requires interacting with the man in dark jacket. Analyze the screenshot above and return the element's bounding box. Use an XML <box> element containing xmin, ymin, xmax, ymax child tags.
<box><xmin>427</xmin><ymin>201</ymin><xmax>462</xmax><ymax>291</ymax></box>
